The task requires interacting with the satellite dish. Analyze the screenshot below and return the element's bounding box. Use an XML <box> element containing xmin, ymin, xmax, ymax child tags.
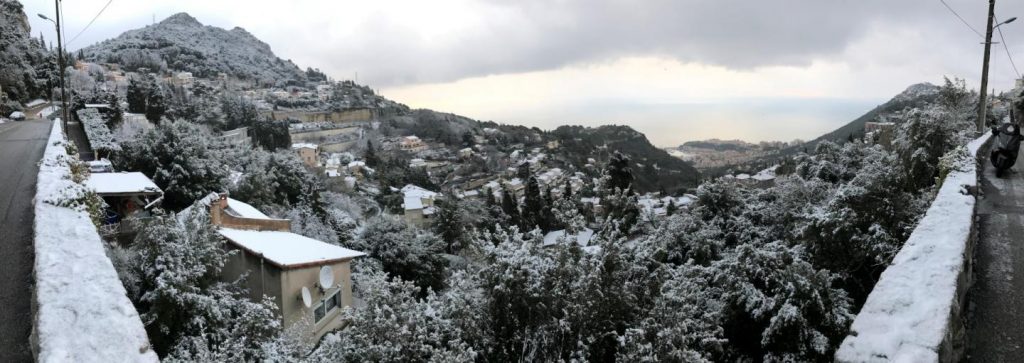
<box><xmin>300</xmin><ymin>286</ymin><xmax>312</xmax><ymax>308</ymax></box>
<box><xmin>319</xmin><ymin>265</ymin><xmax>335</xmax><ymax>289</ymax></box>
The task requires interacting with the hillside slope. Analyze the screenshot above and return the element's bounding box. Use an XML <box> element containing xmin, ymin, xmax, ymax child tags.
<box><xmin>81</xmin><ymin>13</ymin><xmax>306</xmax><ymax>87</ymax></box>
<box><xmin>0</xmin><ymin>0</ymin><xmax>50</xmax><ymax>103</ymax></box>
<box><xmin>552</xmin><ymin>125</ymin><xmax>702</xmax><ymax>192</ymax></box>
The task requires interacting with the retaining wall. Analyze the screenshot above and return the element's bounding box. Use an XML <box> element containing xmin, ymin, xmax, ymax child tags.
<box><xmin>32</xmin><ymin>120</ymin><xmax>157</xmax><ymax>363</ymax></box>
<box><xmin>836</xmin><ymin>133</ymin><xmax>992</xmax><ymax>362</ymax></box>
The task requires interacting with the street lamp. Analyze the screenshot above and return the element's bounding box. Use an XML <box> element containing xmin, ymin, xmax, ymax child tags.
<box><xmin>37</xmin><ymin>12</ymin><xmax>69</xmax><ymax>131</ymax></box>
<box><xmin>995</xmin><ymin>17</ymin><xmax>1017</xmax><ymax>29</ymax></box>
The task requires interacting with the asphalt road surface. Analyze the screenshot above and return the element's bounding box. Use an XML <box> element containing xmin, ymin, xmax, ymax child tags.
<box><xmin>969</xmin><ymin>143</ymin><xmax>1024</xmax><ymax>362</ymax></box>
<box><xmin>0</xmin><ymin>117</ymin><xmax>51</xmax><ymax>362</ymax></box>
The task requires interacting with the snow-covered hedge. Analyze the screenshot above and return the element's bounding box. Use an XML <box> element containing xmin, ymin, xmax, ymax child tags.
<box><xmin>32</xmin><ymin>120</ymin><xmax>157</xmax><ymax>362</ymax></box>
<box><xmin>77</xmin><ymin>108</ymin><xmax>121</xmax><ymax>152</ymax></box>
<box><xmin>835</xmin><ymin>132</ymin><xmax>992</xmax><ymax>362</ymax></box>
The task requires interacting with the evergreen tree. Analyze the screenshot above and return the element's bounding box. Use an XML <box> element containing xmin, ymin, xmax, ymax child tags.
<box><xmin>126</xmin><ymin>77</ymin><xmax>148</xmax><ymax>113</ymax></box>
<box><xmin>145</xmin><ymin>85</ymin><xmax>166</xmax><ymax>124</ymax></box>
<box><xmin>606</xmin><ymin>151</ymin><xmax>634</xmax><ymax>193</ymax></box>
<box><xmin>354</xmin><ymin>216</ymin><xmax>447</xmax><ymax>295</ymax></box>
<box><xmin>433</xmin><ymin>197</ymin><xmax>466</xmax><ymax>253</ymax></box>
<box><xmin>521</xmin><ymin>176</ymin><xmax>546</xmax><ymax>231</ymax></box>
<box><xmin>500</xmin><ymin>186</ymin><xmax>521</xmax><ymax>229</ymax></box>
<box><xmin>666</xmin><ymin>199</ymin><xmax>678</xmax><ymax>216</ymax></box>
<box><xmin>106</xmin><ymin>92</ymin><xmax>123</xmax><ymax>127</ymax></box>
<box><xmin>364</xmin><ymin>140</ymin><xmax>380</xmax><ymax>167</ymax></box>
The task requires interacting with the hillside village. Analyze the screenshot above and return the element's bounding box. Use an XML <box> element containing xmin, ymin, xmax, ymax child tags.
<box><xmin>3</xmin><ymin>2</ymin><xmax>1024</xmax><ymax>362</ymax></box>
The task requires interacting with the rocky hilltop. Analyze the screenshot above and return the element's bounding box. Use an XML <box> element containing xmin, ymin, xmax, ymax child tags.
<box><xmin>81</xmin><ymin>12</ymin><xmax>307</xmax><ymax>87</ymax></box>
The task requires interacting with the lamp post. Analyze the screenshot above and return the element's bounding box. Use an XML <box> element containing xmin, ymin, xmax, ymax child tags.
<box><xmin>38</xmin><ymin>11</ymin><xmax>68</xmax><ymax>133</ymax></box>
<box><xmin>977</xmin><ymin>0</ymin><xmax>1016</xmax><ymax>133</ymax></box>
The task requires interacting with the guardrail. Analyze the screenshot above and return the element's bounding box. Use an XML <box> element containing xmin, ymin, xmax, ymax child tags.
<box><xmin>835</xmin><ymin>133</ymin><xmax>992</xmax><ymax>362</ymax></box>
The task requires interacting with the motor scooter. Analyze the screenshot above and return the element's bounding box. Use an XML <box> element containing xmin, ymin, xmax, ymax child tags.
<box><xmin>991</xmin><ymin>111</ymin><xmax>1023</xmax><ymax>178</ymax></box>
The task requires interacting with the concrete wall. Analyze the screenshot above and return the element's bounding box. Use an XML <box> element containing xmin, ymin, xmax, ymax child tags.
<box><xmin>836</xmin><ymin>134</ymin><xmax>992</xmax><ymax>363</ymax></box>
<box><xmin>290</xmin><ymin>127</ymin><xmax>360</xmax><ymax>143</ymax></box>
<box><xmin>263</xmin><ymin>109</ymin><xmax>373</xmax><ymax>123</ymax></box>
<box><xmin>221</xmin><ymin>244</ymin><xmax>355</xmax><ymax>343</ymax></box>
<box><xmin>33</xmin><ymin>120</ymin><xmax>157</xmax><ymax>362</ymax></box>
<box><xmin>279</xmin><ymin>260</ymin><xmax>355</xmax><ymax>342</ymax></box>
<box><xmin>319</xmin><ymin>141</ymin><xmax>359</xmax><ymax>153</ymax></box>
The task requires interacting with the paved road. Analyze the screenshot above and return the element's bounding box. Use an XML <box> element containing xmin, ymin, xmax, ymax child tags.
<box><xmin>0</xmin><ymin>118</ymin><xmax>51</xmax><ymax>362</ymax></box>
<box><xmin>968</xmin><ymin>143</ymin><xmax>1024</xmax><ymax>362</ymax></box>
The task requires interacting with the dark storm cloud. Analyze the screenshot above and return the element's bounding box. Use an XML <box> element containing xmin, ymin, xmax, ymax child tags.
<box><xmin>297</xmin><ymin>0</ymin><xmax>1024</xmax><ymax>86</ymax></box>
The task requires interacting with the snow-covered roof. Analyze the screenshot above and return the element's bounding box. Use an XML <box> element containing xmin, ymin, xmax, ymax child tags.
<box><xmin>543</xmin><ymin>228</ymin><xmax>595</xmax><ymax>247</ymax></box>
<box><xmin>291</xmin><ymin>143</ymin><xmax>317</xmax><ymax>149</ymax></box>
<box><xmin>402</xmin><ymin>184</ymin><xmax>438</xmax><ymax>199</ymax></box>
<box><xmin>347</xmin><ymin>160</ymin><xmax>365</xmax><ymax>168</ymax></box>
<box><xmin>752</xmin><ymin>165</ymin><xmax>779</xmax><ymax>181</ymax></box>
<box><xmin>218</xmin><ymin>228</ymin><xmax>365</xmax><ymax>268</ymax></box>
<box><xmin>404</xmin><ymin>197</ymin><xmax>424</xmax><ymax>210</ymax></box>
<box><xmin>85</xmin><ymin>172</ymin><xmax>161</xmax><ymax>196</ymax></box>
<box><xmin>404</xmin><ymin>135</ymin><xmax>421</xmax><ymax>140</ymax></box>
<box><xmin>224</xmin><ymin>198</ymin><xmax>270</xmax><ymax>219</ymax></box>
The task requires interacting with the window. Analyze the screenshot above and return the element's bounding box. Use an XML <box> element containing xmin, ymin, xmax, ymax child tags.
<box><xmin>314</xmin><ymin>303</ymin><xmax>326</xmax><ymax>323</ymax></box>
<box><xmin>313</xmin><ymin>290</ymin><xmax>342</xmax><ymax>324</ymax></box>
<box><xmin>325</xmin><ymin>290</ymin><xmax>340</xmax><ymax>313</ymax></box>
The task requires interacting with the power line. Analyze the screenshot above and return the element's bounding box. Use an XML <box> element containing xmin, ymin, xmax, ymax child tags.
<box><xmin>940</xmin><ymin>0</ymin><xmax>984</xmax><ymax>38</ymax></box>
<box><xmin>995</xmin><ymin>15</ymin><xmax>1022</xmax><ymax>78</ymax></box>
<box><xmin>68</xmin><ymin>0</ymin><xmax>113</xmax><ymax>46</ymax></box>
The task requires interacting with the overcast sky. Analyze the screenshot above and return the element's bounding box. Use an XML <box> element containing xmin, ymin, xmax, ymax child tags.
<box><xmin>22</xmin><ymin>0</ymin><xmax>1024</xmax><ymax>145</ymax></box>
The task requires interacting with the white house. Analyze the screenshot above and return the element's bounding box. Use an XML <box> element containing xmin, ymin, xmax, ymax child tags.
<box><xmin>401</xmin><ymin>184</ymin><xmax>439</xmax><ymax>227</ymax></box>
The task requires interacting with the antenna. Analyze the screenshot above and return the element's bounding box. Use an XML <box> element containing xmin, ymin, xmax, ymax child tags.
<box><xmin>300</xmin><ymin>286</ymin><xmax>312</xmax><ymax>308</ymax></box>
<box><xmin>318</xmin><ymin>265</ymin><xmax>335</xmax><ymax>291</ymax></box>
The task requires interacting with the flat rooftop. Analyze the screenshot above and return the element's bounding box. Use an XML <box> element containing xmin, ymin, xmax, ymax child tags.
<box><xmin>85</xmin><ymin>172</ymin><xmax>162</xmax><ymax>196</ymax></box>
<box><xmin>218</xmin><ymin>228</ymin><xmax>365</xmax><ymax>268</ymax></box>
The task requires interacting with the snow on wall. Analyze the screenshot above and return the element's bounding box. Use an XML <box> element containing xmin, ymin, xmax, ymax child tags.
<box><xmin>836</xmin><ymin>133</ymin><xmax>992</xmax><ymax>363</ymax></box>
<box><xmin>32</xmin><ymin>120</ymin><xmax>158</xmax><ymax>363</ymax></box>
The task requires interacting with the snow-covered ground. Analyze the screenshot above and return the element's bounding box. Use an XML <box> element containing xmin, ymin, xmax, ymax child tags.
<box><xmin>836</xmin><ymin>133</ymin><xmax>991</xmax><ymax>362</ymax></box>
<box><xmin>33</xmin><ymin>120</ymin><xmax>157</xmax><ymax>362</ymax></box>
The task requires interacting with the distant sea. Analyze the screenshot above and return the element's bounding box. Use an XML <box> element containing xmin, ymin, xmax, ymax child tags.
<box><xmin>479</xmin><ymin>98</ymin><xmax>885</xmax><ymax>147</ymax></box>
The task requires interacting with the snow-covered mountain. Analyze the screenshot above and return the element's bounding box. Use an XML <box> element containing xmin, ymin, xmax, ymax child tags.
<box><xmin>80</xmin><ymin>13</ymin><xmax>306</xmax><ymax>87</ymax></box>
<box><xmin>891</xmin><ymin>82</ymin><xmax>940</xmax><ymax>103</ymax></box>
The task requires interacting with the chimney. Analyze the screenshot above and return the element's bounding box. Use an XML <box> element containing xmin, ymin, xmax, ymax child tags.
<box><xmin>209</xmin><ymin>192</ymin><xmax>228</xmax><ymax>226</ymax></box>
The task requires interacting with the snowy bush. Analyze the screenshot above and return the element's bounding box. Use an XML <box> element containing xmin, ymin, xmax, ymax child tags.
<box><xmin>310</xmin><ymin>271</ymin><xmax>479</xmax><ymax>362</ymax></box>
<box><xmin>117</xmin><ymin>206</ymin><xmax>280</xmax><ymax>358</ymax></box>
<box><xmin>77</xmin><ymin>108</ymin><xmax>121</xmax><ymax>154</ymax></box>
<box><xmin>116</xmin><ymin>120</ymin><xmax>228</xmax><ymax>210</ymax></box>
<box><xmin>354</xmin><ymin>215</ymin><xmax>448</xmax><ymax>295</ymax></box>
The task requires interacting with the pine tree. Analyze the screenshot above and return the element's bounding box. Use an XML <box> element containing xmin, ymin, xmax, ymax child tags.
<box><xmin>521</xmin><ymin>176</ymin><xmax>547</xmax><ymax>231</ymax></box>
<box><xmin>500</xmin><ymin>186</ymin><xmax>521</xmax><ymax>228</ymax></box>
<box><xmin>126</xmin><ymin>77</ymin><xmax>148</xmax><ymax>113</ymax></box>
<box><xmin>145</xmin><ymin>85</ymin><xmax>166</xmax><ymax>124</ymax></box>
<box><xmin>607</xmin><ymin>151</ymin><xmax>634</xmax><ymax>194</ymax></box>
<box><xmin>433</xmin><ymin>197</ymin><xmax>466</xmax><ymax>253</ymax></box>
<box><xmin>106</xmin><ymin>92</ymin><xmax>123</xmax><ymax>127</ymax></box>
<box><xmin>364</xmin><ymin>140</ymin><xmax>380</xmax><ymax>167</ymax></box>
<box><xmin>666</xmin><ymin>199</ymin><xmax>678</xmax><ymax>216</ymax></box>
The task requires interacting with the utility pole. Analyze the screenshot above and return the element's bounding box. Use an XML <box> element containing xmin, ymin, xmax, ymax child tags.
<box><xmin>978</xmin><ymin>0</ymin><xmax>996</xmax><ymax>133</ymax></box>
<box><xmin>53</xmin><ymin>0</ymin><xmax>69</xmax><ymax>133</ymax></box>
